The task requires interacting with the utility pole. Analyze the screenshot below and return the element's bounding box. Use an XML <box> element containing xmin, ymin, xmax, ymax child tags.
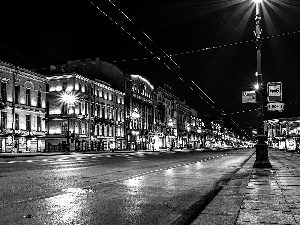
<box><xmin>253</xmin><ymin>0</ymin><xmax>272</xmax><ymax>168</ymax></box>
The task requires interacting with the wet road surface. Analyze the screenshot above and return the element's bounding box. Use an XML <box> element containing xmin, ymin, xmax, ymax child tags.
<box><xmin>0</xmin><ymin>148</ymin><xmax>255</xmax><ymax>224</ymax></box>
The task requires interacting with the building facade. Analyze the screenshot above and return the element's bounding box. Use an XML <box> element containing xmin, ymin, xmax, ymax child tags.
<box><xmin>174</xmin><ymin>99</ymin><xmax>191</xmax><ymax>148</ymax></box>
<box><xmin>154</xmin><ymin>85</ymin><xmax>178</xmax><ymax>149</ymax></box>
<box><xmin>0</xmin><ymin>61</ymin><xmax>47</xmax><ymax>153</ymax></box>
<box><xmin>46</xmin><ymin>73</ymin><xmax>125</xmax><ymax>151</ymax></box>
<box><xmin>126</xmin><ymin>74</ymin><xmax>155</xmax><ymax>150</ymax></box>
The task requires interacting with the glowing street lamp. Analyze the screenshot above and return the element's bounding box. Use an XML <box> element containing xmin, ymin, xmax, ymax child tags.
<box><xmin>252</xmin><ymin>0</ymin><xmax>272</xmax><ymax>168</ymax></box>
<box><xmin>131</xmin><ymin>108</ymin><xmax>140</xmax><ymax>151</ymax></box>
<box><xmin>60</xmin><ymin>91</ymin><xmax>77</xmax><ymax>151</ymax></box>
<box><xmin>186</xmin><ymin>124</ymin><xmax>191</xmax><ymax>149</ymax></box>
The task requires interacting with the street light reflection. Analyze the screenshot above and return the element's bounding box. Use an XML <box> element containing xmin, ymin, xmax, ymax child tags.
<box><xmin>123</xmin><ymin>177</ymin><xmax>148</xmax><ymax>221</ymax></box>
<box><xmin>43</xmin><ymin>187</ymin><xmax>90</xmax><ymax>224</ymax></box>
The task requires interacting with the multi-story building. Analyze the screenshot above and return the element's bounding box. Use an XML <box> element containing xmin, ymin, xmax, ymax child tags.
<box><xmin>174</xmin><ymin>99</ymin><xmax>191</xmax><ymax>148</ymax></box>
<box><xmin>154</xmin><ymin>85</ymin><xmax>178</xmax><ymax>148</ymax></box>
<box><xmin>0</xmin><ymin>61</ymin><xmax>47</xmax><ymax>153</ymax></box>
<box><xmin>189</xmin><ymin>110</ymin><xmax>205</xmax><ymax>148</ymax></box>
<box><xmin>126</xmin><ymin>74</ymin><xmax>155</xmax><ymax>150</ymax></box>
<box><xmin>46</xmin><ymin>73</ymin><xmax>125</xmax><ymax>151</ymax></box>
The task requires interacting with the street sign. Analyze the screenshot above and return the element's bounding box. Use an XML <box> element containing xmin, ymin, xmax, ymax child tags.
<box><xmin>267</xmin><ymin>102</ymin><xmax>284</xmax><ymax>111</ymax></box>
<box><xmin>267</xmin><ymin>82</ymin><xmax>282</xmax><ymax>102</ymax></box>
<box><xmin>242</xmin><ymin>91</ymin><xmax>256</xmax><ymax>103</ymax></box>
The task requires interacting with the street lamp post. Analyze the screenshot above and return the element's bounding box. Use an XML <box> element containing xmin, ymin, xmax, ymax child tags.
<box><xmin>131</xmin><ymin>108</ymin><xmax>140</xmax><ymax>151</ymax></box>
<box><xmin>61</xmin><ymin>92</ymin><xmax>77</xmax><ymax>152</ymax></box>
<box><xmin>167</xmin><ymin>118</ymin><xmax>174</xmax><ymax>150</ymax></box>
<box><xmin>187</xmin><ymin>124</ymin><xmax>190</xmax><ymax>149</ymax></box>
<box><xmin>253</xmin><ymin>0</ymin><xmax>272</xmax><ymax>168</ymax></box>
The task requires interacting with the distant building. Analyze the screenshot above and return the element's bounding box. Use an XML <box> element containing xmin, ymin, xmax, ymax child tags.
<box><xmin>46</xmin><ymin>73</ymin><xmax>125</xmax><ymax>151</ymax></box>
<box><xmin>174</xmin><ymin>99</ymin><xmax>191</xmax><ymax>148</ymax></box>
<box><xmin>126</xmin><ymin>74</ymin><xmax>155</xmax><ymax>150</ymax></box>
<box><xmin>154</xmin><ymin>85</ymin><xmax>178</xmax><ymax>148</ymax></box>
<box><xmin>0</xmin><ymin>61</ymin><xmax>47</xmax><ymax>153</ymax></box>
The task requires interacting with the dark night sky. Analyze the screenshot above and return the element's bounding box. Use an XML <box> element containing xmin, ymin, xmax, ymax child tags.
<box><xmin>1</xmin><ymin>0</ymin><xmax>300</xmax><ymax>137</ymax></box>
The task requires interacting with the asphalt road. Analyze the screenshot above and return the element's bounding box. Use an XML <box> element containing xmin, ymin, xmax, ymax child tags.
<box><xmin>0</xmin><ymin>148</ymin><xmax>255</xmax><ymax>225</ymax></box>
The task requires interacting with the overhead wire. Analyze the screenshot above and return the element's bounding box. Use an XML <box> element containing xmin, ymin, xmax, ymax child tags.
<box><xmin>88</xmin><ymin>0</ymin><xmax>291</xmax><ymax>139</ymax></box>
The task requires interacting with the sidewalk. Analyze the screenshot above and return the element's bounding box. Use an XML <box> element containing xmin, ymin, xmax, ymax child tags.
<box><xmin>191</xmin><ymin>148</ymin><xmax>300</xmax><ymax>225</ymax></box>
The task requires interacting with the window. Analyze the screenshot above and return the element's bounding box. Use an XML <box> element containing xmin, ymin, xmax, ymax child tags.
<box><xmin>62</xmin><ymin>81</ymin><xmax>67</xmax><ymax>91</ymax></box>
<box><xmin>26</xmin><ymin>115</ymin><xmax>31</xmax><ymax>131</ymax></box>
<box><xmin>101</xmin><ymin>124</ymin><xmax>105</xmax><ymax>136</ymax></box>
<box><xmin>102</xmin><ymin>105</ymin><xmax>105</xmax><ymax>118</ymax></box>
<box><xmin>1</xmin><ymin>112</ymin><xmax>7</xmax><ymax>129</ymax></box>
<box><xmin>107</xmin><ymin>126</ymin><xmax>110</xmax><ymax>137</ymax></box>
<box><xmin>97</xmin><ymin>90</ymin><xmax>99</xmax><ymax>97</ymax></box>
<box><xmin>91</xmin><ymin>87</ymin><xmax>94</xmax><ymax>96</ymax></box>
<box><xmin>37</xmin><ymin>91</ymin><xmax>42</xmax><ymax>108</ymax></box>
<box><xmin>78</xmin><ymin>83</ymin><xmax>82</xmax><ymax>92</ymax></box>
<box><xmin>78</xmin><ymin>121</ymin><xmax>82</xmax><ymax>134</ymax></box>
<box><xmin>15</xmin><ymin>86</ymin><xmax>20</xmax><ymax>104</ymax></box>
<box><xmin>26</xmin><ymin>89</ymin><xmax>31</xmax><ymax>106</ymax></box>
<box><xmin>97</xmin><ymin>105</ymin><xmax>100</xmax><ymax>117</ymax></box>
<box><xmin>85</xmin><ymin>102</ymin><xmax>88</xmax><ymax>115</ymax></box>
<box><xmin>37</xmin><ymin>116</ymin><xmax>42</xmax><ymax>131</ymax></box>
<box><xmin>79</xmin><ymin>102</ymin><xmax>82</xmax><ymax>114</ymax></box>
<box><xmin>1</xmin><ymin>82</ymin><xmax>7</xmax><ymax>102</ymax></box>
<box><xmin>15</xmin><ymin>113</ymin><xmax>19</xmax><ymax>130</ymax></box>
<box><xmin>106</xmin><ymin>107</ymin><xmax>110</xmax><ymax>119</ymax></box>
<box><xmin>62</xmin><ymin>121</ymin><xmax>67</xmax><ymax>134</ymax></box>
<box><xmin>91</xmin><ymin>104</ymin><xmax>94</xmax><ymax>117</ymax></box>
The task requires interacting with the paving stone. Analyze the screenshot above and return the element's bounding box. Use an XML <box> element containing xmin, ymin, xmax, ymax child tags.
<box><xmin>243</xmin><ymin>194</ymin><xmax>285</xmax><ymax>203</ymax></box>
<box><xmin>191</xmin><ymin>213</ymin><xmax>236</xmax><ymax>225</ymax></box>
<box><xmin>241</xmin><ymin>200</ymin><xmax>290</xmax><ymax>212</ymax></box>
<box><xmin>245</xmin><ymin>188</ymin><xmax>282</xmax><ymax>195</ymax></box>
<box><xmin>237</xmin><ymin>209</ymin><xmax>297</xmax><ymax>224</ymax></box>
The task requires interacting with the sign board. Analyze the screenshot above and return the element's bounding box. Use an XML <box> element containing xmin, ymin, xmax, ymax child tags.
<box><xmin>267</xmin><ymin>102</ymin><xmax>284</xmax><ymax>111</ymax></box>
<box><xmin>267</xmin><ymin>82</ymin><xmax>282</xmax><ymax>102</ymax></box>
<box><xmin>242</xmin><ymin>91</ymin><xmax>256</xmax><ymax>103</ymax></box>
